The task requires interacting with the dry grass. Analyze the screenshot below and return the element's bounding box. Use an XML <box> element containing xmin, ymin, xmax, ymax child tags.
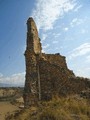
<box><xmin>6</xmin><ymin>96</ymin><xmax>90</xmax><ymax>120</ymax></box>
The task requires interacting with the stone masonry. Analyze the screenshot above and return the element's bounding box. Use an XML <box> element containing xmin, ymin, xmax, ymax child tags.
<box><xmin>23</xmin><ymin>18</ymin><xmax>42</xmax><ymax>106</ymax></box>
<box><xmin>23</xmin><ymin>17</ymin><xmax>90</xmax><ymax>107</ymax></box>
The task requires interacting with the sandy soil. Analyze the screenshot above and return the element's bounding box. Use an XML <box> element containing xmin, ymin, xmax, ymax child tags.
<box><xmin>0</xmin><ymin>101</ymin><xmax>20</xmax><ymax>120</ymax></box>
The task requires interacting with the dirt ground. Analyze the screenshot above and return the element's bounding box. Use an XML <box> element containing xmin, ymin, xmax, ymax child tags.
<box><xmin>0</xmin><ymin>101</ymin><xmax>20</xmax><ymax>120</ymax></box>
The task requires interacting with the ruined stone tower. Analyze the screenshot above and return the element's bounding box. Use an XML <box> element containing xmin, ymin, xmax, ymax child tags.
<box><xmin>23</xmin><ymin>17</ymin><xmax>42</xmax><ymax>106</ymax></box>
<box><xmin>23</xmin><ymin>17</ymin><xmax>90</xmax><ymax>107</ymax></box>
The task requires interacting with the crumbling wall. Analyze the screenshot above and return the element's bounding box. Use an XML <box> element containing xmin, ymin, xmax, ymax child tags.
<box><xmin>24</xmin><ymin>18</ymin><xmax>42</xmax><ymax>106</ymax></box>
<box><xmin>42</xmin><ymin>53</ymin><xmax>74</xmax><ymax>76</ymax></box>
<box><xmin>24</xmin><ymin>17</ymin><xmax>90</xmax><ymax>107</ymax></box>
<box><xmin>38</xmin><ymin>54</ymin><xmax>90</xmax><ymax>99</ymax></box>
<box><xmin>38</xmin><ymin>55</ymin><xmax>75</xmax><ymax>100</ymax></box>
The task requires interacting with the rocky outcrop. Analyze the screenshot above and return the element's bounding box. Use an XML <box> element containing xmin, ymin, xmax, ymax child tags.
<box><xmin>23</xmin><ymin>17</ymin><xmax>90</xmax><ymax>107</ymax></box>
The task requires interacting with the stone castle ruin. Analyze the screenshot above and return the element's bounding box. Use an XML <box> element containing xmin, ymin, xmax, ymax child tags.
<box><xmin>23</xmin><ymin>17</ymin><xmax>90</xmax><ymax>107</ymax></box>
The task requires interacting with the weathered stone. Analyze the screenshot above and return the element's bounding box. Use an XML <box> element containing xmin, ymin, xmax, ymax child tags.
<box><xmin>23</xmin><ymin>17</ymin><xmax>41</xmax><ymax>107</ymax></box>
<box><xmin>23</xmin><ymin>17</ymin><xmax>90</xmax><ymax>107</ymax></box>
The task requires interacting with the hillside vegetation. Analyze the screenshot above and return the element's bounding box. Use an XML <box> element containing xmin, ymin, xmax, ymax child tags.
<box><xmin>0</xmin><ymin>87</ymin><xmax>23</xmax><ymax>101</ymax></box>
<box><xmin>6</xmin><ymin>95</ymin><xmax>90</xmax><ymax>120</ymax></box>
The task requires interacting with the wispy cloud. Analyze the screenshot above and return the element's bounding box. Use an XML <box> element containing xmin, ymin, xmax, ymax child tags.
<box><xmin>42</xmin><ymin>43</ymin><xmax>50</xmax><ymax>53</ymax></box>
<box><xmin>53</xmin><ymin>33</ymin><xmax>61</xmax><ymax>38</ymax></box>
<box><xmin>68</xmin><ymin>43</ymin><xmax>90</xmax><ymax>59</ymax></box>
<box><xmin>0</xmin><ymin>72</ymin><xmax>25</xmax><ymax>86</ymax></box>
<box><xmin>70</xmin><ymin>18</ymin><xmax>83</xmax><ymax>27</ymax></box>
<box><xmin>42</xmin><ymin>44</ymin><xmax>50</xmax><ymax>49</ymax></box>
<box><xmin>32</xmin><ymin>0</ymin><xmax>77</xmax><ymax>31</ymax></box>
<box><xmin>41</xmin><ymin>34</ymin><xmax>47</xmax><ymax>41</ymax></box>
<box><xmin>74</xmin><ymin>4</ymin><xmax>82</xmax><ymax>12</ymax></box>
<box><xmin>75</xmin><ymin>67</ymin><xmax>90</xmax><ymax>78</ymax></box>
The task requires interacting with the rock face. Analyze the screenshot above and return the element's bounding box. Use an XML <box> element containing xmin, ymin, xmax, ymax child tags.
<box><xmin>23</xmin><ymin>17</ymin><xmax>90</xmax><ymax>107</ymax></box>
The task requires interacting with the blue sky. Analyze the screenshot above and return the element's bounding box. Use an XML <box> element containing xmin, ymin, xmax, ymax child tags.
<box><xmin>0</xmin><ymin>0</ymin><xmax>90</xmax><ymax>86</ymax></box>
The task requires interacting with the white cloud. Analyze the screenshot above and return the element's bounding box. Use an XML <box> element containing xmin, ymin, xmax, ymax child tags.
<box><xmin>0</xmin><ymin>72</ymin><xmax>25</xmax><ymax>86</ymax></box>
<box><xmin>41</xmin><ymin>34</ymin><xmax>47</xmax><ymax>41</ymax></box>
<box><xmin>42</xmin><ymin>44</ymin><xmax>50</xmax><ymax>49</ymax></box>
<box><xmin>74</xmin><ymin>5</ymin><xmax>82</xmax><ymax>12</ymax></box>
<box><xmin>64</xmin><ymin>27</ymin><xmax>69</xmax><ymax>31</ymax></box>
<box><xmin>68</xmin><ymin>43</ymin><xmax>90</xmax><ymax>59</ymax></box>
<box><xmin>42</xmin><ymin>44</ymin><xmax>50</xmax><ymax>53</ymax></box>
<box><xmin>32</xmin><ymin>0</ymin><xmax>77</xmax><ymax>31</ymax></box>
<box><xmin>70</xmin><ymin>18</ymin><xmax>83</xmax><ymax>27</ymax></box>
<box><xmin>53</xmin><ymin>33</ymin><xmax>61</xmax><ymax>38</ymax></box>
<box><xmin>75</xmin><ymin>67</ymin><xmax>90</xmax><ymax>78</ymax></box>
<box><xmin>42</xmin><ymin>49</ymin><xmax>45</xmax><ymax>53</ymax></box>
